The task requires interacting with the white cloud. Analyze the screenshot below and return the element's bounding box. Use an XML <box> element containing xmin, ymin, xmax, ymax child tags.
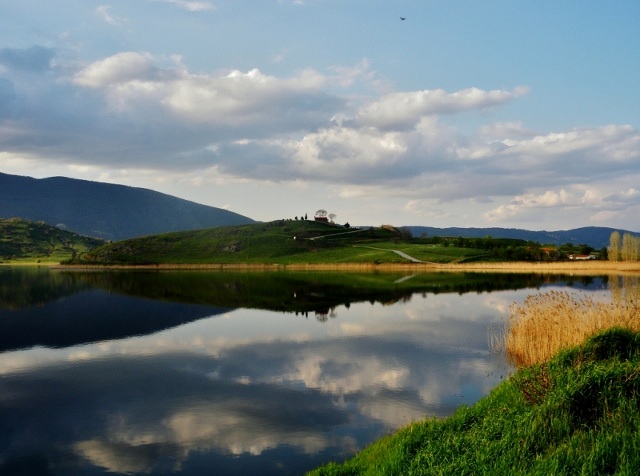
<box><xmin>3</xmin><ymin>43</ymin><xmax>640</xmax><ymax>228</ymax></box>
<box><xmin>73</xmin><ymin>53</ymin><xmax>336</xmax><ymax>128</ymax></box>
<box><xmin>56</xmin><ymin>53</ymin><xmax>640</xmax><ymax>201</ymax></box>
<box><xmin>163</xmin><ymin>68</ymin><xmax>329</xmax><ymax>124</ymax></box>
<box><xmin>501</xmin><ymin>125</ymin><xmax>639</xmax><ymax>163</ymax></box>
<box><xmin>287</xmin><ymin>127</ymin><xmax>408</xmax><ymax>177</ymax></box>
<box><xmin>484</xmin><ymin>181</ymin><xmax>640</xmax><ymax>225</ymax></box>
<box><xmin>484</xmin><ymin>189</ymin><xmax>576</xmax><ymax>222</ymax></box>
<box><xmin>73</xmin><ymin>52</ymin><xmax>158</xmax><ymax>89</ymax></box>
<box><xmin>357</xmin><ymin>87</ymin><xmax>529</xmax><ymax>130</ymax></box>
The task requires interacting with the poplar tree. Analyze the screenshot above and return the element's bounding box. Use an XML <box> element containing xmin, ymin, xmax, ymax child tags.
<box><xmin>608</xmin><ymin>231</ymin><xmax>621</xmax><ymax>261</ymax></box>
<box><xmin>621</xmin><ymin>233</ymin><xmax>640</xmax><ymax>261</ymax></box>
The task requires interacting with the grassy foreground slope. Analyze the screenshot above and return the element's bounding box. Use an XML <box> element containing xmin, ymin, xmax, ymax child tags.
<box><xmin>0</xmin><ymin>218</ymin><xmax>104</xmax><ymax>263</ymax></box>
<box><xmin>309</xmin><ymin>328</ymin><xmax>640</xmax><ymax>475</ymax></box>
<box><xmin>71</xmin><ymin>220</ymin><xmax>497</xmax><ymax>265</ymax></box>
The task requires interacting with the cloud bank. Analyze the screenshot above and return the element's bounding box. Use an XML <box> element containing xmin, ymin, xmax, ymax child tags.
<box><xmin>1</xmin><ymin>45</ymin><xmax>639</xmax><ymax>227</ymax></box>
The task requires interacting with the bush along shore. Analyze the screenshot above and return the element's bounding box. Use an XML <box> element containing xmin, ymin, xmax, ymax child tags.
<box><xmin>308</xmin><ymin>328</ymin><xmax>640</xmax><ymax>475</ymax></box>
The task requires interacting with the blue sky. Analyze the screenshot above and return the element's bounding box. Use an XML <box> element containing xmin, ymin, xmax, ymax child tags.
<box><xmin>1</xmin><ymin>1</ymin><xmax>639</xmax><ymax>230</ymax></box>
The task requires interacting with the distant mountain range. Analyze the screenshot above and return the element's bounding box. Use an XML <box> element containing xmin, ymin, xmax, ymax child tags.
<box><xmin>406</xmin><ymin>226</ymin><xmax>638</xmax><ymax>249</ymax></box>
<box><xmin>0</xmin><ymin>172</ymin><xmax>255</xmax><ymax>240</ymax></box>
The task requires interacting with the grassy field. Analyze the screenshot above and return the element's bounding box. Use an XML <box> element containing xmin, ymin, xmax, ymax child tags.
<box><xmin>308</xmin><ymin>328</ymin><xmax>640</xmax><ymax>475</ymax></box>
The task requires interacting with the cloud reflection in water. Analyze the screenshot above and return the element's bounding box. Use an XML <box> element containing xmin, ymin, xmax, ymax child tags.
<box><xmin>0</xmin><ymin>288</ymin><xmax>521</xmax><ymax>475</ymax></box>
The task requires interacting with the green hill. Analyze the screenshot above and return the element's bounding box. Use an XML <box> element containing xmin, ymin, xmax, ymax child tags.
<box><xmin>0</xmin><ymin>218</ymin><xmax>104</xmax><ymax>263</ymax></box>
<box><xmin>71</xmin><ymin>220</ymin><xmax>574</xmax><ymax>266</ymax></box>
<box><xmin>73</xmin><ymin>220</ymin><xmax>410</xmax><ymax>265</ymax></box>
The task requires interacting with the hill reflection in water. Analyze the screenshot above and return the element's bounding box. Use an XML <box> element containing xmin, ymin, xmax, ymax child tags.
<box><xmin>0</xmin><ymin>268</ymin><xmax>607</xmax><ymax>475</ymax></box>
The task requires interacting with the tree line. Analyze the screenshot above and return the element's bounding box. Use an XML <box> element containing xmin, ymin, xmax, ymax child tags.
<box><xmin>422</xmin><ymin>236</ymin><xmax>600</xmax><ymax>262</ymax></box>
<box><xmin>608</xmin><ymin>231</ymin><xmax>640</xmax><ymax>261</ymax></box>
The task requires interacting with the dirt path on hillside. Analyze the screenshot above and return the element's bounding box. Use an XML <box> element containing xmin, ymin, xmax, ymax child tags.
<box><xmin>352</xmin><ymin>245</ymin><xmax>430</xmax><ymax>263</ymax></box>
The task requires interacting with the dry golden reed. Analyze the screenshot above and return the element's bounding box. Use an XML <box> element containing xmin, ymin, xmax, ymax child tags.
<box><xmin>495</xmin><ymin>277</ymin><xmax>640</xmax><ymax>368</ymax></box>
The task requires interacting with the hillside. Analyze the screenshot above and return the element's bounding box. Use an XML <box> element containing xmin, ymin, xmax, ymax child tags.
<box><xmin>0</xmin><ymin>172</ymin><xmax>255</xmax><ymax>240</ymax></box>
<box><xmin>0</xmin><ymin>218</ymin><xmax>104</xmax><ymax>263</ymax></box>
<box><xmin>407</xmin><ymin>225</ymin><xmax>638</xmax><ymax>249</ymax></box>
<box><xmin>70</xmin><ymin>220</ymin><xmax>598</xmax><ymax>266</ymax></box>
<box><xmin>74</xmin><ymin>220</ymin><xmax>402</xmax><ymax>265</ymax></box>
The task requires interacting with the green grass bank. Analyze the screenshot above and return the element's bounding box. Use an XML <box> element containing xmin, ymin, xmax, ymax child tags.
<box><xmin>308</xmin><ymin>328</ymin><xmax>640</xmax><ymax>475</ymax></box>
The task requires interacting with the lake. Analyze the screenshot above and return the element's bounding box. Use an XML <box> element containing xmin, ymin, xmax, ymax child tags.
<box><xmin>0</xmin><ymin>267</ymin><xmax>608</xmax><ymax>475</ymax></box>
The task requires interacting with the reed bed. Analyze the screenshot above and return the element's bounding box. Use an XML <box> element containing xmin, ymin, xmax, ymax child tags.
<box><xmin>496</xmin><ymin>277</ymin><xmax>640</xmax><ymax>368</ymax></box>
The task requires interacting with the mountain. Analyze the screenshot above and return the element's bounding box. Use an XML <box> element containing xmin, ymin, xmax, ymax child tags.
<box><xmin>0</xmin><ymin>173</ymin><xmax>255</xmax><ymax>240</ymax></box>
<box><xmin>406</xmin><ymin>226</ymin><xmax>638</xmax><ymax>249</ymax></box>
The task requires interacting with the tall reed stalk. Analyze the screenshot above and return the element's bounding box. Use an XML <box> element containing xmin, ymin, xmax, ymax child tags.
<box><xmin>494</xmin><ymin>276</ymin><xmax>640</xmax><ymax>368</ymax></box>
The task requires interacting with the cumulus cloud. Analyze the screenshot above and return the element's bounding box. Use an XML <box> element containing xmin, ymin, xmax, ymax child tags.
<box><xmin>74</xmin><ymin>52</ymin><xmax>160</xmax><ymax>88</ymax></box>
<box><xmin>356</xmin><ymin>87</ymin><xmax>529</xmax><ymax>130</ymax></box>
<box><xmin>23</xmin><ymin>49</ymin><xmax>640</xmax><ymax>194</ymax></box>
<box><xmin>163</xmin><ymin>68</ymin><xmax>331</xmax><ymax>125</ymax></box>
<box><xmin>2</xmin><ymin>45</ymin><xmax>640</xmax><ymax>228</ymax></box>
<box><xmin>73</xmin><ymin>52</ymin><xmax>338</xmax><ymax>128</ymax></box>
<box><xmin>484</xmin><ymin>189</ymin><xmax>576</xmax><ymax>222</ymax></box>
<box><xmin>484</xmin><ymin>182</ymin><xmax>640</xmax><ymax>224</ymax></box>
<box><xmin>497</xmin><ymin>125</ymin><xmax>639</xmax><ymax>165</ymax></box>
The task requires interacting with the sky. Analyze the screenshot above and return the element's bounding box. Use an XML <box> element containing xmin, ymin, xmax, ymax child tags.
<box><xmin>1</xmin><ymin>1</ymin><xmax>639</xmax><ymax>230</ymax></box>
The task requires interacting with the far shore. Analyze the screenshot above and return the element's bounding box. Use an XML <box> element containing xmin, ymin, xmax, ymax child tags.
<box><xmin>39</xmin><ymin>260</ymin><xmax>640</xmax><ymax>275</ymax></box>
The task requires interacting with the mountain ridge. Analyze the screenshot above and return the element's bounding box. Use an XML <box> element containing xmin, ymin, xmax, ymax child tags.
<box><xmin>0</xmin><ymin>172</ymin><xmax>255</xmax><ymax>241</ymax></box>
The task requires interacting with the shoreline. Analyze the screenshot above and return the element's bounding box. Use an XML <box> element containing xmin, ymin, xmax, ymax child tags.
<box><xmin>45</xmin><ymin>261</ymin><xmax>640</xmax><ymax>275</ymax></box>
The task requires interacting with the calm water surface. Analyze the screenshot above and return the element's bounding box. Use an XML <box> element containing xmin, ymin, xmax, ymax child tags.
<box><xmin>0</xmin><ymin>268</ymin><xmax>607</xmax><ymax>475</ymax></box>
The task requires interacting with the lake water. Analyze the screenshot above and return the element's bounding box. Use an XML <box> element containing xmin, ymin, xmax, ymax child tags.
<box><xmin>0</xmin><ymin>267</ymin><xmax>608</xmax><ymax>475</ymax></box>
